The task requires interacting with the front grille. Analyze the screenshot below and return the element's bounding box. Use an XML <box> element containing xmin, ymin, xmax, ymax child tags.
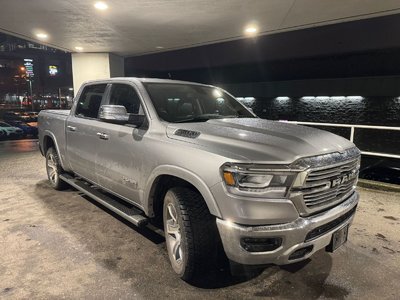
<box><xmin>301</xmin><ymin>158</ymin><xmax>359</xmax><ymax>209</ymax></box>
<box><xmin>305</xmin><ymin>205</ymin><xmax>357</xmax><ymax>242</ymax></box>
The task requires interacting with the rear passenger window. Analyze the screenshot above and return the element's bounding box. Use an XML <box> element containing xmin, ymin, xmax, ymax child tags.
<box><xmin>75</xmin><ymin>84</ymin><xmax>107</xmax><ymax>118</ymax></box>
<box><xmin>109</xmin><ymin>84</ymin><xmax>142</xmax><ymax>114</ymax></box>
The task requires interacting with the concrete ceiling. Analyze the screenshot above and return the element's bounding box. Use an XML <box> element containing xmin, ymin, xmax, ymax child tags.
<box><xmin>125</xmin><ymin>14</ymin><xmax>400</xmax><ymax>71</ymax></box>
<box><xmin>0</xmin><ymin>0</ymin><xmax>400</xmax><ymax>57</ymax></box>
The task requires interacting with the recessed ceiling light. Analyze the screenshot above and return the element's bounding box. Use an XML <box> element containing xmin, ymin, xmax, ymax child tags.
<box><xmin>36</xmin><ymin>32</ymin><xmax>48</xmax><ymax>40</ymax></box>
<box><xmin>244</xmin><ymin>25</ymin><xmax>258</xmax><ymax>36</ymax></box>
<box><xmin>156</xmin><ymin>46</ymin><xmax>164</xmax><ymax>49</ymax></box>
<box><xmin>75</xmin><ymin>46</ymin><xmax>83</xmax><ymax>51</ymax></box>
<box><xmin>94</xmin><ymin>1</ymin><xmax>108</xmax><ymax>10</ymax></box>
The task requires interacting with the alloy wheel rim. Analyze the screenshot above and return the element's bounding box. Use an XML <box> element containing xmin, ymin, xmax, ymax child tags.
<box><xmin>46</xmin><ymin>153</ymin><xmax>58</xmax><ymax>184</ymax></box>
<box><xmin>165</xmin><ymin>202</ymin><xmax>183</xmax><ymax>266</ymax></box>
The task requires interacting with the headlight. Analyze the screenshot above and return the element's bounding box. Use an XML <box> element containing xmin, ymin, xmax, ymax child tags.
<box><xmin>221</xmin><ymin>164</ymin><xmax>298</xmax><ymax>198</ymax></box>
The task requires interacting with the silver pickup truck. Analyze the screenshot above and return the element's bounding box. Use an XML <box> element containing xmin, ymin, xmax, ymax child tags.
<box><xmin>39</xmin><ymin>78</ymin><xmax>360</xmax><ymax>281</ymax></box>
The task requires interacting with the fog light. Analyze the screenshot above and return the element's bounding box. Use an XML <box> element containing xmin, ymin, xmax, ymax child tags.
<box><xmin>289</xmin><ymin>245</ymin><xmax>313</xmax><ymax>260</ymax></box>
<box><xmin>240</xmin><ymin>237</ymin><xmax>282</xmax><ymax>252</ymax></box>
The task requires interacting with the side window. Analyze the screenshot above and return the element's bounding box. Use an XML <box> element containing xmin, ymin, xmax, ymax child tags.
<box><xmin>109</xmin><ymin>84</ymin><xmax>142</xmax><ymax>114</ymax></box>
<box><xmin>75</xmin><ymin>84</ymin><xmax>107</xmax><ymax>118</ymax></box>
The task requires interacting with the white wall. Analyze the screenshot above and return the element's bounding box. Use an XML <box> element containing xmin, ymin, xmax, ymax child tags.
<box><xmin>109</xmin><ymin>53</ymin><xmax>125</xmax><ymax>78</ymax></box>
<box><xmin>71</xmin><ymin>53</ymin><xmax>124</xmax><ymax>96</ymax></box>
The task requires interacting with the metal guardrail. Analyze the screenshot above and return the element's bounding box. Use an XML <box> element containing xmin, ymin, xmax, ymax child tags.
<box><xmin>280</xmin><ymin>121</ymin><xmax>400</xmax><ymax>159</ymax></box>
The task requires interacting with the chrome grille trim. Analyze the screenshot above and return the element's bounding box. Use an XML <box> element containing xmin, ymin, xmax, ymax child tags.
<box><xmin>289</xmin><ymin>148</ymin><xmax>361</xmax><ymax>216</ymax></box>
<box><xmin>302</xmin><ymin>158</ymin><xmax>359</xmax><ymax>211</ymax></box>
<box><xmin>304</xmin><ymin>188</ymin><xmax>355</xmax><ymax>207</ymax></box>
<box><xmin>306</xmin><ymin>160</ymin><xmax>359</xmax><ymax>182</ymax></box>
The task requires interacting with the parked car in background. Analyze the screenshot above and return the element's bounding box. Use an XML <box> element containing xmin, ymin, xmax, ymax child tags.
<box><xmin>0</xmin><ymin>121</ymin><xmax>24</xmax><ymax>138</ymax></box>
<box><xmin>0</xmin><ymin>128</ymin><xmax>6</xmax><ymax>140</ymax></box>
<box><xmin>3</xmin><ymin>111</ymin><xmax>38</xmax><ymax>123</ymax></box>
<box><xmin>26</xmin><ymin>121</ymin><xmax>38</xmax><ymax>128</ymax></box>
<box><xmin>19</xmin><ymin>112</ymin><xmax>32</xmax><ymax>121</ymax></box>
<box><xmin>7</xmin><ymin>120</ymin><xmax>38</xmax><ymax>137</ymax></box>
<box><xmin>19</xmin><ymin>111</ymin><xmax>39</xmax><ymax>122</ymax></box>
<box><xmin>26</xmin><ymin>112</ymin><xmax>39</xmax><ymax>122</ymax></box>
<box><xmin>3</xmin><ymin>111</ymin><xmax>22</xmax><ymax>121</ymax></box>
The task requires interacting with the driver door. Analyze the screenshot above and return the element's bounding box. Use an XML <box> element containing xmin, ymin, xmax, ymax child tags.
<box><xmin>95</xmin><ymin>83</ymin><xmax>148</xmax><ymax>205</ymax></box>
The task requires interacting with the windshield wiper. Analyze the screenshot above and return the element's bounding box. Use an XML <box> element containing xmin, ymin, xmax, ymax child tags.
<box><xmin>174</xmin><ymin>114</ymin><xmax>247</xmax><ymax>123</ymax></box>
<box><xmin>174</xmin><ymin>116</ymin><xmax>212</xmax><ymax>123</ymax></box>
<box><xmin>219</xmin><ymin>115</ymin><xmax>238</xmax><ymax>119</ymax></box>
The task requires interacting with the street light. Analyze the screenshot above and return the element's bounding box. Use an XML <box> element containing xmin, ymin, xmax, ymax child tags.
<box><xmin>27</xmin><ymin>78</ymin><xmax>33</xmax><ymax>110</ymax></box>
<box><xmin>16</xmin><ymin>67</ymin><xmax>27</xmax><ymax>108</ymax></box>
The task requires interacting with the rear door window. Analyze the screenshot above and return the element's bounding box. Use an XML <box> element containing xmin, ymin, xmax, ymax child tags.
<box><xmin>75</xmin><ymin>84</ymin><xmax>107</xmax><ymax>118</ymax></box>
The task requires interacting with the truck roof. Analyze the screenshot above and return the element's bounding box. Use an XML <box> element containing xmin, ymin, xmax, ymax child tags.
<box><xmin>82</xmin><ymin>77</ymin><xmax>211</xmax><ymax>87</ymax></box>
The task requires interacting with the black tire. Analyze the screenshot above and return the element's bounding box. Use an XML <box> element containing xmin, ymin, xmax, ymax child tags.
<box><xmin>163</xmin><ymin>187</ymin><xmax>219</xmax><ymax>281</ymax></box>
<box><xmin>45</xmin><ymin>147</ymin><xmax>69</xmax><ymax>190</ymax></box>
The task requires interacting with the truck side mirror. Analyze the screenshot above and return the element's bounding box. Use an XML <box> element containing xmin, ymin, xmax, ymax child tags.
<box><xmin>99</xmin><ymin>105</ymin><xmax>129</xmax><ymax>124</ymax></box>
<box><xmin>128</xmin><ymin>114</ymin><xmax>146</xmax><ymax>127</ymax></box>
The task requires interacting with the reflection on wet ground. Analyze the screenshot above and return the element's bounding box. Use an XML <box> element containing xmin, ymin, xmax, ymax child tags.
<box><xmin>0</xmin><ymin>139</ymin><xmax>38</xmax><ymax>155</ymax></box>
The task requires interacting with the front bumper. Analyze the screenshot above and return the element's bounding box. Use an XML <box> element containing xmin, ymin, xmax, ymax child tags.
<box><xmin>216</xmin><ymin>191</ymin><xmax>359</xmax><ymax>265</ymax></box>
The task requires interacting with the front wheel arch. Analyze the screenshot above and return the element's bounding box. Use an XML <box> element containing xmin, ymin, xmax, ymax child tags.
<box><xmin>145</xmin><ymin>168</ymin><xmax>222</xmax><ymax>220</ymax></box>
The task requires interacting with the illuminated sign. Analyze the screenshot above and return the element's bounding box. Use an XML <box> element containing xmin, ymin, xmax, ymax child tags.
<box><xmin>23</xmin><ymin>58</ymin><xmax>34</xmax><ymax>77</ymax></box>
<box><xmin>49</xmin><ymin>65</ymin><xmax>58</xmax><ymax>76</ymax></box>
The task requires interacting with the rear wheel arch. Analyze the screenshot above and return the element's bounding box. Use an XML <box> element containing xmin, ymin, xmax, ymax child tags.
<box><xmin>42</xmin><ymin>133</ymin><xmax>66</xmax><ymax>169</ymax></box>
<box><xmin>45</xmin><ymin>146</ymin><xmax>69</xmax><ymax>190</ymax></box>
<box><xmin>42</xmin><ymin>135</ymin><xmax>55</xmax><ymax>154</ymax></box>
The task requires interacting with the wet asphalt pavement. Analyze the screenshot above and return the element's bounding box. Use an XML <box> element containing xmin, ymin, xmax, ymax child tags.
<box><xmin>1</xmin><ymin>139</ymin><xmax>400</xmax><ymax>299</ymax></box>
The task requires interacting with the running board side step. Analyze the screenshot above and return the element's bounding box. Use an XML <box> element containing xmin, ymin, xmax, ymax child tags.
<box><xmin>60</xmin><ymin>174</ymin><xmax>148</xmax><ymax>227</ymax></box>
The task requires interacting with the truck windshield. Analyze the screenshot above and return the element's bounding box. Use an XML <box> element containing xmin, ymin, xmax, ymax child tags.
<box><xmin>144</xmin><ymin>83</ymin><xmax>255</xmax><ymax>123</ymax></box>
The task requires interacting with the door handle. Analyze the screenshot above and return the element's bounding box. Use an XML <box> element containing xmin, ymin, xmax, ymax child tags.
<box><xmin>96</xmin><ymin>132</ymin><xmax>109</xmax><ymax>140</ymax></box>
<box><xmin>67</xmin><ymin>125</ymin><xmax>77</xmax><ymax>132</ymax></box>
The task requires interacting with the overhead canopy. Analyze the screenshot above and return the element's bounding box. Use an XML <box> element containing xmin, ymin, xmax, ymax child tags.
<box><xmin>0</xmin><ymin>0</ymin><xmax>399</xmax><ymax>56</ymax></box>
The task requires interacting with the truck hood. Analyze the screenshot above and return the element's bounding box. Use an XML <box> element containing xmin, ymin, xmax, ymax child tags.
<box><xmin>166</xmin><ymin>118</ymin><xmax>355</xmax><ymax>163</ymax></box>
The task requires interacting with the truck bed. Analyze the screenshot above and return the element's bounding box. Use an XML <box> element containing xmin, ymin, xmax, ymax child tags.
<box><xmin>38</xmin><ymin>110</ymin><xmax>70</xmax><ymax>162</ymax></box>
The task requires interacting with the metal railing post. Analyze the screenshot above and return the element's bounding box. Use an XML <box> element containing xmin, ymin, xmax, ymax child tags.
<box><xmin>350</xmin><ymin>126</ymin><xmax>355</xmax><ymax>142</ymax></box>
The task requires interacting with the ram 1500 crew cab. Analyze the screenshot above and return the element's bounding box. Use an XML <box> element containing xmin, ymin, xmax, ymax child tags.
<box><xmin>39</xmin><ymin>78</ymin><xmax>360</xmax><ymax>281</ymax></box>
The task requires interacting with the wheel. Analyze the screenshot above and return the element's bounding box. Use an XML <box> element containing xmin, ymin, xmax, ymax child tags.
<box><xmin>163</xmin><ymin>187</ymin><xmax>219</xmax><ymax>281</ymax></box>
<box><xmin>45</xmin><ymin>147</ymin><xmax>69</xmax><ymax>190</ymax></box>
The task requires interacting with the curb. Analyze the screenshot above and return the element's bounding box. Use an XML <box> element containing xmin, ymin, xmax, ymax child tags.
<box><xmin>357</xmin><ymin>179</ymin><xmax>400</xmax><ymax>193</ymax></box>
